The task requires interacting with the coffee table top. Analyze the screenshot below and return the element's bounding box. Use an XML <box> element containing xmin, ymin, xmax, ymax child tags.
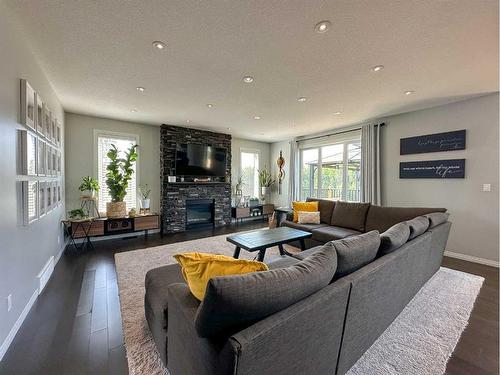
<box><xmin>227</xmin><ymin>227</ymin><xmax>311</xmax><ymax>250</ymax></box>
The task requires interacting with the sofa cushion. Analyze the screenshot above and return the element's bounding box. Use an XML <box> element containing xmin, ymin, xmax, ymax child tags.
<box><xmin>281</xmin><ymin>220</ymin><xmax>328</xmax><ymax>232</ymax></box>
<box><xmin>306</xmin><ymin>197</ymin><xmax>336</xmax><ymax>224</ymax></box>
<box><xmin>424</xmin><ymin>212</ymin><xmax>450</xmax><ymax>228</ymax></box>
<box><xmin>365</xmin><ymin>205</ymin><xmax>447</xmax><ymax>232</ymax></box>
<box><xmin>298</xmin><ymin>211</ymin><xmax>321</xmax><ymax>224</ymax></box>
<box><xmin>311</xmin><ymin>226</ymin><xmax>361</xmax><ymax>243</ymax></box>
<box><xmin>292</xmin><ymin>201</ymin><xmax>319</xmax><ymax>222</ymax></box>
<box><xmin>332</xmin><ymin>231</ymin><xmax>380</xmax><ymax>278</ymax></box>
<box><xmin>194</xmin><ymin>245</ymin><xmax>338</xmax><ymax>337</ymax></box>
<box><xmin>266</xmin><ymin>255</ymin><xmax>302</xmax><ymax>269</ymax></box>
<box><xmin>292</xmin><ymin>245</ymin><xmax>324</xmax><ymax>261</ymax></box>
<box><xmin>406</xmin><ymin>216</ymin><xmax>430</xmax><ymax>239</ymax></box>
<box><xmin>330</xmin><ymin>201</ymin><xmax>371</xmax><ymax>231</ymax></box>
<box><xmin>378</xmin><ymin>222</ymin><xmax>411</xmax><ymax>256</ymax></box>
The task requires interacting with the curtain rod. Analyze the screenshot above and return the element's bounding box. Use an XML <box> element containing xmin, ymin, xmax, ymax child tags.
<box><xmin>296</xmin><ymin>122</ymin><xmax>385</xmax><ymax>143</ymax></box>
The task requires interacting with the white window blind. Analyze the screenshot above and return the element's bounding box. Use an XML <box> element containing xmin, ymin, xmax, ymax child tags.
<box><xmin>240</xmin><ymin>150</ymin><xmax>260</xmax><ymax>198</ymax></box>
<box><xmin>96</xmin><ymin>132</ymin><xmax>138</xmax><ymax>213</ymax></box>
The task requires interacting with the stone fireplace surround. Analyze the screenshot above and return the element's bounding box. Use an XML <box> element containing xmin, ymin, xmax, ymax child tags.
<box><xmin>160</xmin><ymin>124</ymin><xmax>232</xmax><ymax>233</ymax></box>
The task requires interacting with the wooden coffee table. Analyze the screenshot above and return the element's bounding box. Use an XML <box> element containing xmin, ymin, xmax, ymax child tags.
<box><xmin>227</xmin><ymin>227</ymin><xmax>312</xmax><ymax>262</ymax></box>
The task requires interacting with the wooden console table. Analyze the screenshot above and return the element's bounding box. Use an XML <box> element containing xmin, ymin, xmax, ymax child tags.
<box><xmin>63</xmin><ymin>214</ymin><xmax>160</xmax><ymax>253</ymax></box>
<box><xmin>231</xmin><ymin>204</ymin><xmax>274</xmax><ymax>225</ymax></box>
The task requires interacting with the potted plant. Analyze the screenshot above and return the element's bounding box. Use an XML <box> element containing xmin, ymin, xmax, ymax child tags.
<box><xmin>258</xmin><ymin>168</ymin><xmax>276</xmax><ymax>202</ymax></box>
<box><xmin>68</xmin><ymin>208</ymin><xmax>89</xmax><ymax>220</ymax></box>
<box><xmin>138</xmin><ymin>184</ymin><xmax>151</xmax><ymax>209</ymax></box>
<box><xmin>78</xmin><ymin>176</ymin><xmax>99</xmax><ymax>198</ymax></box>
<box><xmin>105</xmin><ymin>144</ymin><xmax>138</xmax><ymax>218</ymax></box>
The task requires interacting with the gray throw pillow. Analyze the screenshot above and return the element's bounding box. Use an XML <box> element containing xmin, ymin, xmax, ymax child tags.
<box><xmin>332</xmin><ymin>230</ymin><xmax>380</xmax><ymax>278</ymax></box>
<box><xmin>424</xmin><ymin>212</ymin><xmax>450</xmax><ymax>228</ymax></box>
<box><xmin>194</xmin><ymin>244</ymin><xmax>338</xmax><ymax>338</ymax></box>
<box><xmin>330</xmin><ymin>201</ymin><xmax>371</xmax><ymax>231</ymax></box>
<box><xmin>406</xmin><ymin>216</ymin><xmax>430</xmax><ymax>239</ymax></box>
<box><xmin>378</xmin><ymin>222</ymin><xmax>411</xmax><ymax>256</ymax></box>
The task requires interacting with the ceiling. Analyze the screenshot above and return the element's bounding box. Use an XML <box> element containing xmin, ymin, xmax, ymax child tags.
<box><xmin>6</xmin><ymin>0</ymin><xmax>499</xmax><ymax>142</ymax></box>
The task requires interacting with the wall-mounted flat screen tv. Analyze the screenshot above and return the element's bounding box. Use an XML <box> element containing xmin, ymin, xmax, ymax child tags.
<box><xmin>175</xmin><ymin>143</ymin><xmax>227</xmax><ymax>177</ymax></box>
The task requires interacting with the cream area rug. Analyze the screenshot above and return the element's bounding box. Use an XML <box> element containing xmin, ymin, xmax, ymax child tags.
<box><xmin>115</xmin><ymin>233</ymin><xmax>484</xmax><ymax>375</ymax></box>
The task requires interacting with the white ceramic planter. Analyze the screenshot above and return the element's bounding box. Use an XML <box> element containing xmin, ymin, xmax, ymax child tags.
<box><xmin>141</xmin><ymin>198</ymin><xmax>151</xmax><ymax>209</ymax></box>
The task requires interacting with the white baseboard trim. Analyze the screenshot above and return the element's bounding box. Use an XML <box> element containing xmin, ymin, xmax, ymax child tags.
<box><xmin>444</xmin><ymin>251</ymin><xmax>499</xmax><ymax>268</ymax></box>
<box><xmin>0</xmin><ymin>244</ymin><xmax>66</xmax><ymax>362</ymax></box>
<box><xmin>0</xmin><ymin>290</ymin><xmax>38</xmax><ymax>361</ymax></box>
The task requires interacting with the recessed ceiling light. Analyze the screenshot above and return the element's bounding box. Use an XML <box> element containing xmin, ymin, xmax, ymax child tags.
<box><xmin>242</xmin><ymin>76</ymin><xmax>254</xmax><ymax>83</ymax></box>
<box><xmin>404</xmin><ymin>90</ymin><xmax>415</xmax><ymax>95</ymax></box>
<box><xmin>130</xmin><ymin>109</ymin><xmax>137</xmax><ymax>112</ymax></box>
<box><xmin>227</xmin><ymin>127</ymin><xmax>231</xmax><ymax>130</ymax></box>
<box><xmin>206</xmin><ymin>104</ymin><xmax>214</xmax><ymax>108</ymax></box>
<box><xmin>372</xmin><ymin>65</ymin><xmax>384</xmax><ymax>72</ymax></box>
<box><xmin>297</xmin><ymin>97</ymin><xmax>307</xmax><ymax>102</ymax></box>
<box><xmin>136</xmin><ymin>86</ymin><xmax>145</xmax><ymax>92</ymax></box>
<box><xmin>334</xmin><ymin>111</ymin><xmax>342</xmax><ymax>115</ymax></box>
<box><xmin>254</xmin><ymin>116</ymin><xmax>261</xmax><ymax>120</ymax></box>
<box><xmin>186</xmin><ymin>120</ymin><xmax>191</xmax><ymax>123</ymax></box>
<box><xmin>152</xmin><ymin>41</ymin><xmax>166</xmax><ymax>50</ymax></box>
<box><xmin>314</xmin><ymin>20</ymin><xmax>331</xmax><ymax>33</ymax></box>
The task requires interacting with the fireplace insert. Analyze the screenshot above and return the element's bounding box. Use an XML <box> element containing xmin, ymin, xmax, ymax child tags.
<box><xmin>185</xmin><ymin>199</ymin><xmax>215</xmax><ymax>229</ymax></box>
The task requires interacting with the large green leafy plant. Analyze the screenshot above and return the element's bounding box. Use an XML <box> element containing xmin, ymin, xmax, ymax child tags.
<box><xmin>106</xmin><ymin>144</ymin><xmax>138</xmax><ymax>202</ymax></box>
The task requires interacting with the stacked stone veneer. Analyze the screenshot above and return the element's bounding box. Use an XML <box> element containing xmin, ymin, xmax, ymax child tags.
<box><xmin>160</xmin><ymin>124</ymin><xmax>232</xmax><ymax>233</ymax></box>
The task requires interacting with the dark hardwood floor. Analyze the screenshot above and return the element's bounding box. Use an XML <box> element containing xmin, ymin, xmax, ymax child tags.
<box><xmin>0</xmin><ymin>222</ymin><xmax>497</xmax><ymax>375</ymax></box>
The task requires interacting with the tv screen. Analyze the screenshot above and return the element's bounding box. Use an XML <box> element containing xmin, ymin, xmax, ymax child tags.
<box><xmin>175</xmin><ymin>143</ymin><xmax>227</xmax><ymax>177</ymax></box>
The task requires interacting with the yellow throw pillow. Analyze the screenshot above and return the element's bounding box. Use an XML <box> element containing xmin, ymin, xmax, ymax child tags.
<box><xmin>292</xmin><ymin>201</ymin><xmax>319</xmax><ymax>222</ymax></box>
<box><xmin>173</xmin><ymin>252</ymin><xmax>269</xmax><ymax>300</ymax></box>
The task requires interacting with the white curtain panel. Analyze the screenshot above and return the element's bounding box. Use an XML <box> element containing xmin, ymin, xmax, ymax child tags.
<box><xmin>288</xmin><ymin>139</ymin><xmax>300</xmax><ymax>204</ymax></box>
<box><xmin>361</xmin><ymin>123</ymin><xmax>382</xmax><ymax>205</ymax></box>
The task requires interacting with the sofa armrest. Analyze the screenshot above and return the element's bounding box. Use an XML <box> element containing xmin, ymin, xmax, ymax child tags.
<box><xmin>167</xmin><ymin>283</ymin><xmax>236</xmax><ymax>375</ymax></box>
<box><xmin>229</xmin><ymin>278</ymin><xmax>351</xmax><ymax>375</ymax></box>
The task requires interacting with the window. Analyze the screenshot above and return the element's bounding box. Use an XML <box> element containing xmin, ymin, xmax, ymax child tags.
<box><xmin>299</xmin><ymin>131</ymin><xmax>361</xmax><ymax>202</ymax></box>
<box><xmin>95</xmin><ymin>131</ymin><xmax>139</xmax><ymax>213</ymax></box>
<box><xmin>240</xmin><ymin>150</ymin><xmax>260</xmax><ymax>198</ymax></box>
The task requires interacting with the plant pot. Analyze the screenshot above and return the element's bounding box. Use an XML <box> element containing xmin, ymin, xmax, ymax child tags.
<box><xmin>106</xmin><ymin>201</ymin><xmax>126</xmax><ymax>218</ymax></box>
<box><xmin>81</xmin><ymin>190</ymin><xmax>95</xmax><ymax>199</ymax></box>
<box><xmin>261</xmin><ymin>187</ymin><xmax>268</xmax><ymax>197</ymax></box>
<box><xmin>141</xmin><ymin>198</ymin><xmax>151</xmax><ymax>209</ymax></box>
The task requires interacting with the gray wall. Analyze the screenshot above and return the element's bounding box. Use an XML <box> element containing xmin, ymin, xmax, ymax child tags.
<box><xmin>381</xmin><ymin>93</ymin><xmax>499</xmax><ymax>263</ymax></box>
<box><xmin>270</xmin><ymin>140</ymin><xmax>292</xmax><ymax>208</ymax></box>
<box><xmin>0</xmin><ymin>3</ymin><xmax>65</xmax><ymax>355</ymax></box>
<box><xmin>64</xmin><ymin>113</ymin><xmax>161</xmax><ymax>214</ymax></box>
<box><xmin>231</xmin><ymin>137</ymin><xmax>271</xmax><ymax>191</ymax></box>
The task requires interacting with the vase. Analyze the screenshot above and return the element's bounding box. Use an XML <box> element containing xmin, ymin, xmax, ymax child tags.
<box><xmin>141</xmin><ymin>198</ymin><xmax>151</xmax><ymax>209</ymax></box>
<box><xmin>106</xmin><ymin>201</ymin><xmax>126</xmax><ymax>218</ymax></box>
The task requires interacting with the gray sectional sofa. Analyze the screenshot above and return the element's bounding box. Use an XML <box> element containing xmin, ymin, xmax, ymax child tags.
<box><xmin>144</xmin><ymin>200</ymin><xmax>451</xmax><ymax>375</ymax></box>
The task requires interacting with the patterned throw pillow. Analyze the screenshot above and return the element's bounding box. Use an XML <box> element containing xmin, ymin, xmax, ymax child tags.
<box><xmin>297</xmin><ymin>211</ymin><xmax>321</xmax><ymax>224</ymax></box>
<box><xmin>292</xmin><ymin>201</ymin><xmax>319</xmax><ymax>222</ymax></box>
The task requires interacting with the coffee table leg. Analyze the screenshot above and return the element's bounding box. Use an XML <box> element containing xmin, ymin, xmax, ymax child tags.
<box><xmin>278</xmin><ymin>244</ymin><xmax>285</xmax><ymax>256</ymax></box>
<box><xmin>257</xmin><ymin>248</ymin><xmax>266</xmax><ymax>262</ymax></box>
<box><xmin>299</xmin><ymin>239</ymin><xmax>306</xmax><ymax>251</ymax></box>
<box><xmin>233</xmin><ymin>246</ymin><xmax>241</xmax><ymax>259</ymax></box>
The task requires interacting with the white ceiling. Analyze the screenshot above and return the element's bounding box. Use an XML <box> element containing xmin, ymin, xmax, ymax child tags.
<box><xmin>6</xmin><ymin>0</ymin><xmax>499</xmax><ymax>142</ymax></box>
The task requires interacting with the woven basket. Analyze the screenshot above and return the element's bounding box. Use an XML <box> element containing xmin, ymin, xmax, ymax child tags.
<box><xmin>106</xmin><ymin>201</ymin><xmax>126</xmax><ymax>218</ymax></box>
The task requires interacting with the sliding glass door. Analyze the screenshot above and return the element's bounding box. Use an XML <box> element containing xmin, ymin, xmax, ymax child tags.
<box><xmin>299</xmin><ymin>136</ymin><xmax>361</xmax><ymax>202</ymax></box>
